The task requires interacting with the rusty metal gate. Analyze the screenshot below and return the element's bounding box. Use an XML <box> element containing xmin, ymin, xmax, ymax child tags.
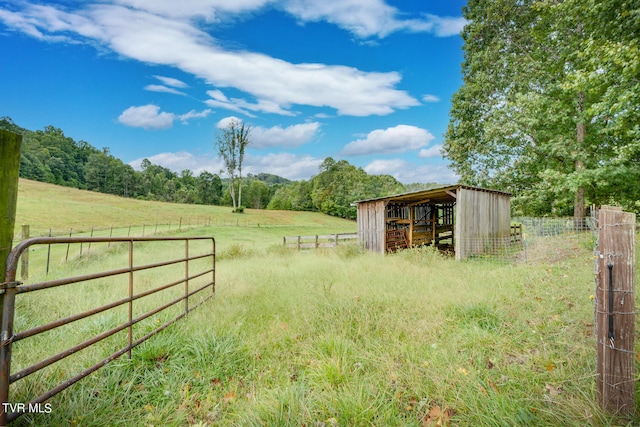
<box><xmin>0</xmin><ymin>236</ymin><xmax>215</xmax><ymax>425</ymax></box>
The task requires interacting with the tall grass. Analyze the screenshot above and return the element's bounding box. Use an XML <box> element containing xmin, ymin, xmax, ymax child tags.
<box><xmin>10</xmin><ymin>233</ymin><xmax>637</xmax><ymax>426</ymax></box>
<box><xmin>8</xmin><ymin>180</ymin><xmax>637</xmax><ymax>426</ymax></box>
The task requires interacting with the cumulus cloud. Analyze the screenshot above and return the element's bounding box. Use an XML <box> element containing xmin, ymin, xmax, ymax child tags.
<box><xmin>364</xmin><ymin>159</ymin><xmax>457</xmax><ymax>184</ymax></box>
<box><xmin>422</xmin><ymin>94</ymin><xmax>440</xmax><ymax>103</ymax></box>
<box><xmin>418</xmin><ymin>144</ymin><xmax>442</xmax><ymax>159</ymax></box>
<box><xmin>131</xmin><ymin>149</ymin><xmax>323</xmax><ymax>181</ymax></box>
<box><xmin>341</xmin><ymin>124</ymin><xmax>435</xmax><ymax>156</ymax></box>
<box><xmin>426</xmin><ymin>14</ymin><xmax>468</xmax><ymax>37</ymax></box>
<box><xmin>214</xmin><ymin>117</ymin><xmax>319</xmax><ymax>149</ymax></box>
<box><xmin>130</xmin><ymin>151</ymin><xmax>221</xmax><ymax>174</ymax></box>
<box><xmin>118</xmin><ymin>104</ymin><xmax>211</xmax><ymax>129</ymax></box>
<box><xmin>251</xmin><ymin>122</ymin><xmax>320</xmax><ymax>148</ymax></box>
<box><xmin>245</xmin><ymin>152</ymin><xmax>323</xmax><ymax>180</ymax></box>
<box><xmin>118</xmin><ymin>104</ymin><xmax>175</xmax><ymax>129</ymax></box>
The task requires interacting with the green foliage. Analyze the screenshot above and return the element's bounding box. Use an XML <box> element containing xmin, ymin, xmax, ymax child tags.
<box><xmin>2</xmin><ymin>117</ymin><xmax>407</xmax><ymax>217</ymax></box>
<box><xmin>444</xmin><ymin>0</ymin><xmax>640</xmax><ymax>216</ymax></box>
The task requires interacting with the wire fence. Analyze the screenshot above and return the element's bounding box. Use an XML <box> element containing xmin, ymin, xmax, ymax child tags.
<box><xmin>13</xmin><ymin>216</ymin><xmax>313</xmax><ymax>242</ymax></box>
<box><xmin>463</xmin><ymin>217</ymin><xmax>601</xmax><ymax>264</ymax></box>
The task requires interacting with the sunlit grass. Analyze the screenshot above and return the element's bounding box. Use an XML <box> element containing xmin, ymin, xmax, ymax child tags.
<box><xmin>10</xmin><ymin>232</ymin><xmax>637</xmax><ymax>426</ymax></box>
<box><xmin>8</xmin><ymin>180</ymin><xmax>638</xmax><ymax>426</ymax></box>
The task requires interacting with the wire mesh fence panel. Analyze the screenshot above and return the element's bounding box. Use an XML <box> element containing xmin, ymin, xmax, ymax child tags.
<box><xmin>459</xmin><ymin>217</ymin><xmax>600</xmax><ymax>264</ymax></box>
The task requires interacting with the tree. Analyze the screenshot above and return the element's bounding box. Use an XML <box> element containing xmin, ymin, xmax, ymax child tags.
<box><xmin>216</xmin><ymin>119</ymin><xmax>251</xmax><ymax>212</ymax></box>
<box><xmin>246</xmin><ymin>180</ymin><xmax>270</xmax><ymax>209</ymax></box>
<box><xmin>443</xmin><ymin>0</ymin><xmax>640</xmax><ymax>217</ymax></box>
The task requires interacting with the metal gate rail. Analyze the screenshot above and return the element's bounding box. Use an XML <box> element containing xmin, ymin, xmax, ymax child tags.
<box><xmin>0</xmin><ymin>236</ymin><xmax>216</xmax><ymax>425</ymax></box>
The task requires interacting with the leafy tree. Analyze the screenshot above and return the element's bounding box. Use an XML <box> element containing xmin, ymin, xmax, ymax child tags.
<box><xmin>246</xmin><ymin>180</ymin><xmax>270</xmax><ymax>209</ymax></box>
<box><xmin>216</xmin><ymin>119</ymin><xmax>251</xmax><ymax>212</ymax></box>
<box><xmin>194</xmin><ymin>171</ymin><xmax>222</xmax><ymax>205</ymax></box>
<box><xmin>444</xmin><ymin>0</ymin><xmax>640</xmax><ymax>217</ymax></box>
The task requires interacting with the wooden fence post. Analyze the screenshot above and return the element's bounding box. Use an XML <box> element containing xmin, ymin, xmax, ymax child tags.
<box><xmin>0</xmin><ymin>130</ymin><xmax>22</xmax><ymax>282</ymax></box>
<box><xmin>596</xmin><ymin>206</ymin><xmax>635</xmax><ymax>415</ymax></box>
<box><xmin>0</xmin><ymin>129</ymin><xmax>21</xmax><ymax>426</ymax></box>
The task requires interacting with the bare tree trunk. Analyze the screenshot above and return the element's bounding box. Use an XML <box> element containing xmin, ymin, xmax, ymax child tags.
<box><xmin>229</xmin><ymin>177</ymin><xmax>237</xmax><ymax>211</ymax></box>
<box><xmin>238</xmin><ymin>168</ymin><xmax>243</xmax><ymax>210</ymax></box>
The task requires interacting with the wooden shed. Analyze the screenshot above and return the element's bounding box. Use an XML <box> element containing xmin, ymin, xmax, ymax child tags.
<box><xmin>356</xmin><ymin>185</ymin><xmax>511</xmax><ymax>260</ymax></box>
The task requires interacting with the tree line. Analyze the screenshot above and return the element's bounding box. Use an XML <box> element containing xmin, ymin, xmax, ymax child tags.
<box><xmin>0</xmin><ymin>117</ymin><xmax>424</xmax><ymax>220</ymax></box>
<box><xmin>445</xmin><ymin>0</ymin><xmax>640</xmax><ymax>217</ymax></box>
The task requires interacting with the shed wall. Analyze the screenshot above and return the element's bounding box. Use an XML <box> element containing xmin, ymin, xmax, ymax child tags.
<box><xmin>454</xmin><ymin>188</ymin><xmax>511</xmax><ymax>260</ymax></box>
<box><xmin>357</xmin><ymin>200</ymin><xmax>386</xmax><ymax>254</ymax></box>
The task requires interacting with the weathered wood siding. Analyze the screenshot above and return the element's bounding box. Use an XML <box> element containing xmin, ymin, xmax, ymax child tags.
<box><xmin>454</xmin><ymin>187</ymin><xmax>511</xmax><ymax>260</ymax></box>
<box><xmin>357</xmin><ymin>200</ymin><xmax>386</xmax><ymax>254</ymax></box>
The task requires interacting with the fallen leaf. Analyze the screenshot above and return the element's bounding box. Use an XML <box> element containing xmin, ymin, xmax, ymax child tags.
<box><xmin>223</xmin><ymin>391</ymin><xmax>236</xmax><ymax>403</ymax></box>
<box><xmin>422</xmin><ymin>405</ymin><xmax>454</xmax><ymax>427</ymax></box>
<box><xmin>545</xmin><ymin>384</ymin><xmax>562</xmax><ymax>399</ymax></box>
<box><xmin>487</xmin><ymin>377</ymin><xmax>500</xmax><ymax>393</ymax></box>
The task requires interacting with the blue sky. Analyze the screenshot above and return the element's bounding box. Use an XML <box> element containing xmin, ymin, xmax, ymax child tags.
<box><xmin>0</xmin><ymin>0</ymin><xmax>467</xmax><ymax>184</ymax></box>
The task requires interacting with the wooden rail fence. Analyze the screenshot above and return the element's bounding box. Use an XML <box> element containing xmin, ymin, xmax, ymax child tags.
<box><xmin>283</xmin><ymin>233</ymin><xmax>358</xmax><ymax>250</ymax></box>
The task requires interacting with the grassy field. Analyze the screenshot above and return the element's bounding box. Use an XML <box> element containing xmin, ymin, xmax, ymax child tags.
<box><xmin>6</xmin><ymin>180</ymin><xmax>639</xmax><ymax>426</ymax></box>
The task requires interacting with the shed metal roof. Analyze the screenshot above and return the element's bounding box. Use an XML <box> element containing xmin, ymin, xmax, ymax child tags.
<box><xmin>355</xmin><ymin>184</ymin><xmax>511</xmax><ymax>205</ymax></box>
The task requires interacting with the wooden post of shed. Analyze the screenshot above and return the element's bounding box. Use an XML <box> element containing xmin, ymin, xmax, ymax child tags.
<box><xmin>596</xmin><ymin>206</ymin><xmax>635</xmax><ymax>415</ymax></box>
<box><xmin>0</xmin><ymin>130</ymin><xmax>22</xmax><ymax>282</ymax></box>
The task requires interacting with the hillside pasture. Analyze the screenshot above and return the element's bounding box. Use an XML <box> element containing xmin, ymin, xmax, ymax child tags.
<box><xmin>6</xmin><ymin>180</ymin><xmax>638</xmax><ymax>426</ymax></box>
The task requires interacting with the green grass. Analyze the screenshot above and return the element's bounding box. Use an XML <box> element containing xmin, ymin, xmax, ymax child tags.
<box><xmin>6</xmin><ymin>180</ymin><xmax>640</xmax><ymax>426</ymax></box>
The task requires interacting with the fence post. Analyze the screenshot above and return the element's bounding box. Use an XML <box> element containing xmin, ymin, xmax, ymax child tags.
<box><xmin>0</xmin><ymin>130</ymin><xmax>21</xmax><ymax>281</ymax></box>
<box><xmin>596</xmin><ymin>206</ymin><xmax>635</xmax><ymax>415</ymax></box>
<box><xmin>46</xmin><ymin>229</ymin><xmax>52</xmax><ymax>275</ymax></box>
<box><xmin>20</xmin><ymin>225</ymin><xmax>29</xmax><ymax>280</ymax></box>
<box><xmin>66</xmin><ymin>228</ymin><xmax>73</xmax><ymax>261</ymax></box>
<box><xmin>0</xmin><ymin>129</ymin><xmax>22</xmax><ymax>426</ymax></box>
<box><xmin>297</xmin><ymin>235</ymin><xmax>301</xmax><ymax>251</ymax></box>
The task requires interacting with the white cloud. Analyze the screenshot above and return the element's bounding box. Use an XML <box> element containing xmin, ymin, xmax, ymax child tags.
<box><xmin>422</xmin><ymin>94</ymin><xmax>440</xmax><ymax>103</ymax></box>
<box><xmin>113</xmin><ymin>0</ymin><xmax>270</xmax><ymax>20</ymax></box>
<box><xmin>282</xmin><ymin>0</ymin><xmax>466</xmax><ymax>38</ymax></box>
<box><xmin>118</xmin><ymin>104</ymin><xmax>211</xmax><ymax>129</ymax></box>
<box><xmin>118</xmin><ymin>104</ymin><xmax>175</xmax><ymax>129</ymax></box>
<box><xmin>131</xmin><ymin>149</ymin><xmax>323</xmax><ymax>181</ymax></box>
<box><xmin>245</xmin><ymin>152</ymin><xmax>323</xmax><ymax>180</ymax></box>
<box><xmin>251</xmin><ymin>122</ymin><xmax>320</xmax><ymax>148</ymax></box>
<box><xmin>216</xmin><ymin>116</ymin><xmax>242</xmax><ymax>129</ymax></box>
<box><xmin>205</xmin><ymin>90</ymin><xmax>293</xmax><ymax>117</ymax></box>
<box><xmin>426</xmin><ymin>14</ymin><xmax>468</xmax><ymax>37</ymax></box>
<box><xmin>130</xmin><ymin>151</ymin><xmax>221</xmax><ymax>174</ymax></box>
<box><xmin>341</xmin><ymin>124</ymin><xmax>435</xmax><ymax>156</ymax></box>
<box><xmin>144</xmin><ymin>84</ymin><xmax>187</xmax><ymax>95</ymax></box>
<box><xmin>153</xmin><ymin>75</ymin><xmax>188</xmax><ymax>88</ymax></box>
<box><xmin>364</xmin><ymin>159</ymin><xmax>458</xmax><ymax>184</ymax></box>
<box><xmin>0</xmin><ymin>3</ymin><xmax>421</xmax><ymax>117</ymax></box>
<box><xmin>178</xmin><ymin>109</ymin><xmax>213</xmax><ymax>123</ymax></box>
<box><xmin>418</xmin><ymin>144</ymin><xmax>442</xmax><ymax>159</ymax></box>
<box><xmin>215</xmin><ymin>117</ymin><xmax>319</xmax><ymax>149</ymax></box>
